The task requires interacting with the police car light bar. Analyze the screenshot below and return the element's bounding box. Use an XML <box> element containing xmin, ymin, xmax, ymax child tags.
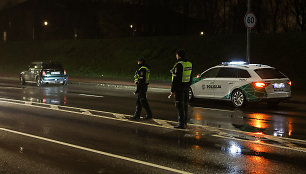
<box><xmin>222</xmin><ymin>61</ymin><xmax>247</xmax><ymax>65</ymax></box>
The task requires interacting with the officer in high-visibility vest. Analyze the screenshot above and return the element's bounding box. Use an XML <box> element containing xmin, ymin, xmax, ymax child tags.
<box><xmin>169</xmin><ymin>50</ymin><xmax>192</xmax><ymax>129</ymax></box>
<box><xmin>132</xmin><ymin>58</ymin><xmax>153</xmax><ymax>119</ymax></box>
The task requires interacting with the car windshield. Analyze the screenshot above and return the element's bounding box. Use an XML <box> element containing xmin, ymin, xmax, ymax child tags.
<box><xmin>254</xmin><ymin>68</ymin><xmax>286</xmax><ymax>79</ymax></box>
<box><xmin>42</xmin><ymin>62</ymin><xmax>63</xmax><ymax>69</ymax></box>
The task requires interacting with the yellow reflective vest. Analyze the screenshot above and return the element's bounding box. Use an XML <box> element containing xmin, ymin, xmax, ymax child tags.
<box><xmin>170</xmin><ymin>61</ymin><xmax>192</xmax><ymax>82</ymax></box>
<box><xmin>134</xmin><ymin>66</ymin><xmax>150</xmax><ymax>84</ymax></box>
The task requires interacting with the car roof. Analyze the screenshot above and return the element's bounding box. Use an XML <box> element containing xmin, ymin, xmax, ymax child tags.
<box><xmin>31</xmin><ymin>61</ymin><xmax>43</xmax><ymax>65</ymax></box>
<box><xmin>213</xmin><ymin>63</ymin><xmax>273</xmax><ymax>70</ymax></box>
<box><xmin>31</xmin><ymin>61</ymin><xmax>61</xmax><ymax>65</ymax></box>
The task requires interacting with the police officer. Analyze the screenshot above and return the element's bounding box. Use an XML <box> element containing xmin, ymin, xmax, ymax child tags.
<box><xmin>132</xmin><ymin>58</ymin><xmax>153</xmax><ymax>119</ymax></box>
<box><xmin>169</xmin><ymin>50</ymin><xmax>192</xmax><ymax>129</ymax></box>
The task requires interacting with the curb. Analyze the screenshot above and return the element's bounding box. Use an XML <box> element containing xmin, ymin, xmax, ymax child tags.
<box><xmin>0</xmin><ymin>76</ymin><xmax>170</xmax><ymax>92</ymax></box>
<box><xmin>69</xmin><ymin>81</ymin><xmax>170</xmax><ymax>92</ymax></box>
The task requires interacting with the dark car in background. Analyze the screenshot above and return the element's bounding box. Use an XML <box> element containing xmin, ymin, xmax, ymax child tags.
<box><xmin>20</xmin><ymin>61</ymin><xmax>68</xmax><ymax>86</ymax></box>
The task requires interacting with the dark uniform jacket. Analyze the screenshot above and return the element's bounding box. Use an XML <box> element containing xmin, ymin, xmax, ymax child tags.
<box><xmin>171</xmin><ymin>59</ymin><xmax>193</xmax><ymax>92</ymax></box>
<box><xmin>135</xmin><ymin>64</ymin><xmax>149</xmax><ymax>93</ymax></box>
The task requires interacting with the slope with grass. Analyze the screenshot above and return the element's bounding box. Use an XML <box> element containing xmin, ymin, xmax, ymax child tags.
<box><xmin>0</xmin><ymin>33</ymin><xmax>305</xmax><ymax>89</ymax></box>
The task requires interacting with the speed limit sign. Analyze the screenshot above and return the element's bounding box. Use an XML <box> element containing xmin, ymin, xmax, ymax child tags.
<box><xmin>244</xmin><ymin>12</ymin><xmax>256</xmax><ymax>29</ymax></box>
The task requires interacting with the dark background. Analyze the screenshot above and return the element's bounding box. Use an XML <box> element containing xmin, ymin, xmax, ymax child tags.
<box><xmin>0</xmin><ymin>0</ymin><xmax>305</xmax><ymax>89</ymax></box>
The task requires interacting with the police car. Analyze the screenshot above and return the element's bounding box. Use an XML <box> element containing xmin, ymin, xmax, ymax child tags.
<box><xmin>189</xmin><ymin>61</ymin><xmax>291</xmax><ymax>107</ymax></box>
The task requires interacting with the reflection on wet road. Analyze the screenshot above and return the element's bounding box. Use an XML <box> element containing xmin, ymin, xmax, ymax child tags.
<box><xmin>0</xmin><ymin>79</ymin><xmax>305</xmax><ymax>141</ymax></box>
<box><xmin>0</xmin><ymin>79</ymin><xmax>305</xmax><ymax>173</ymax></box>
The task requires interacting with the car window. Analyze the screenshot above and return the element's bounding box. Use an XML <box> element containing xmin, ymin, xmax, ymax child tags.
<box><xmin>42</xmin><ymin>62</ymin><xmax>63</xmax><ymax>69</ymax></box>
<box><xmin>29</xmin><ymin>64</ymin><xmax>36</xmax><ymax>69</ymax></box>
<box><xmin>238</xmin><ymin>69</ymin><xmax>251</xmax><ymax>78</ymax></box>
<box><xmin>254</xmin><ymin>68</ymin><xmax>286</xmax><ymax>79</ymax></box>
<box><xmin>201</xmin><ymin>68</ymin><xmax>220</xmax><ymax>78</ymax></box>
<box><xmin>217</xmin><ymin>68</ymin><xmax>238</xmax><ymax>78</ymax></box>
<box><xmin>34</xmin><ymin>64</ymin><xmax>43</xmax><ymax>69</ymax></box>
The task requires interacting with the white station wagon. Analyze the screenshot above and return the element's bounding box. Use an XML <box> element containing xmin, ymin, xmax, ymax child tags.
<box><xmin>189</xmin><ymin>62</ymin><xmax>292</xmax><ymax>107</ymax></box>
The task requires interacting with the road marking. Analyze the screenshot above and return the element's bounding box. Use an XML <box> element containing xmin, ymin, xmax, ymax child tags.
<box><xmin>81</xmin><ymin>109</ymin><xmax>92</xmax><ymax>115</ymax></box>
<box><xmin>0</xmin><ymin>97</ymin><xmax>305</xmax><ymax>151</ymax></box>
<box><xmin>0</xmin><ymin>86</ymin><xmax>22</xmax><ymax>90</ymax></box>
<box><xmin>50</xmin><ymin>105</ymin><xmax>59</xmax><ymax>110</ymax></box>
<box><xmin>0</xmin><ymin>98</ymin><xmax>185</xmax><ymax>132</ymax></box>
<box><xmin>193</xmin><ymin>106</ymin><xmax>235</xmax><ymax>113</ymax></box>
<box><xmin>212</xmin><ymin>134</ymin><xmax>306</xmax><ymax>153</ymax></box>
<box><xmin>153</xmin><ymin>119</ymin><xmax>173</xmax><ymax>128</ymax></box>
<box><xmin>0</xmin><ymin>127</ymin><xmax>191</xmax><ymax>174</ymax></box>
<box><xmin>79</xmin><ymin>94</ymin><xmax>104</xmax><ymax>98</ymax></box>
<box><xmin>113</xmin><ymin>113</ymin><xmax>126</xmax><ymax>119</ymax></box>
<box><xmin>25</xmin><ymin>101</ymin><xmax>32</xmax><ymax>105</ymax></box>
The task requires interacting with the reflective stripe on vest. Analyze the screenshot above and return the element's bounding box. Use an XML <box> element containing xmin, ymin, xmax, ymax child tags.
<box><xmin>171</xmin><ymin>61</ymin><xmax>192</xmax><ymax>82</ymax></box>
<box><xmin>134</xmin><ymin>66</ymin><xmax>150</xmax><ymax>84</ymax></box>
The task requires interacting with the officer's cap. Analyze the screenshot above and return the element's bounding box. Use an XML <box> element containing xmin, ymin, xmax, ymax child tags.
<box><xmin>138</xmin><ymin>57</ymin><xmax>145</xmax><ymax>63</ymax></box>
<box><xmin>176</xmin><ymin>49</ymin><xmax>185</xmax><ymax>58</ymax></box>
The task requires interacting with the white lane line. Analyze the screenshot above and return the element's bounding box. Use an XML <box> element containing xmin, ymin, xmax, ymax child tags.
<box><xmin>25</xmin><ymin>101</ymin><xmax>32</xmax><ymax>105</ymax></box>
<box><xmin>81</xmin><ymin>109</ymin><xmax>92</xmax><ymax>115</ymax></box>
<box><xmin>0</xmin><ymin>86</ymin><xmax>22</xmax><ymax>90</ymax></box>
<box><xmin>79</xmin><ymin>94</ymin><xmax>104</xmax><ymax>98</ymax></box>
<box><xmin>193</xmin><ymin>106</ymin><xmax>235</xmax><ymax>113</ymax></box>
<box><xmin>113</xmin><ymin>113</ymin><xmax>126</xmax><ymax>120</ymax></box>
<box><xmin>153</xmin><ymin>119</ymin><xmax>173</xmax><ymax>128</ymax></box>
<box><xmin>0</xmin><ymin>99</ymin><xmax>185</xmax><ymax>132</ymax></box>
<box><xmin>0</xmin><ymin>127</ymin><xmax>191</xmax><ymax>174</ymax></box>
<box><xmin>212</xmin><ymin>134</ymin><xmax>306</xmax><ymax>153</ymax></box>
<box><xmin>50</xmin><ymin>105</ymin><xmax>59</xmax><ymax>110</ymax></box>
<box><xmin>0</xmin><ymin>97</ymin><xmax>306</xmax><ymax>148</ymax></box>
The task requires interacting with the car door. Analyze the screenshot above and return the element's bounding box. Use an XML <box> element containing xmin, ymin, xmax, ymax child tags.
<box><xmin>193</xmin><ymin>68</ymin><xmax>220</xmax><ymax>98</ymax></box>
<box><xmin>214</xmin><ymin>67</ymin><xmax>239</xmax><ymax>99</ymax></box>
<box><xmin>24</xmin><ymin>64</ymin><xmax>35</xmax><ymax>81</ymax></box>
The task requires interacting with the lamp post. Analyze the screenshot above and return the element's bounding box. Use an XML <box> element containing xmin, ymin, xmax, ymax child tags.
<box><xmin>130</xmin><ymin>24</ymin><xmax>135</xmax><ymax>38</ymax></box>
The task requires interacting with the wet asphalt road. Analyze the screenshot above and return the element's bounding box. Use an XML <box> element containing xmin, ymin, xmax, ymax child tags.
<box><xmin>0</xmin><ymin>79</ymin><xmax>305</xmax><ymax>173</ymax></box>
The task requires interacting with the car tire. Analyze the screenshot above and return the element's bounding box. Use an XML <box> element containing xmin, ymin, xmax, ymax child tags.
<box><xmin>36</xmin><ymin>76</ymin><xmax>42</xmax><ymax>87</ymax></box>
<box><xmin>188</xmin><ymin>87</ymin><xmax>194</xmax><ymax>101</ymax></box>
<box><xmin>62</xmin><ymin>81</ymin><xmax>68</xmax><ymax>86</ymax></box>
<box><xmin>231</xmin><ymin>89</ymin><xmax>246</xmax><ymax>108</ymax></box>
<box><xmin>20</xmin><ymin>75</ymin><xmax>26</xmax><ymax>85</ymax></box>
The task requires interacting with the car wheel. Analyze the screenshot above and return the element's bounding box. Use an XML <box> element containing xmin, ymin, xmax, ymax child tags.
<box><xmin>62</xmin><ymin>81</ymin><xmax>68</xmax><ymax>86</ymax></box>
<box><xmin>231</xmin><ymin>89</ymin><xmax>246</xmax><ymax>108</ymax></box>
<box><xmin>20</xmin><ymin>75</ymin><xmax>25</xmax><ymax>85</ymax></box>
<box><xmin>36</xmin><ymin>76</ymin><xmax>42</xmax><ymax>87</ymax></box>
<box><xmin>188</xmin><ymin>87</ymin><xmax>194</xmax><ymax>101</ymax></box>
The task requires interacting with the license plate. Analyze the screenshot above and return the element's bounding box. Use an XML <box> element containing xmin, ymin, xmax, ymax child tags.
<box><xmin>51</xmin><ymin>72</ymin><xmax>60</xmax><ymax>75</ymax></box>
<box><xmin>273</xmin><ymin>83</ymin><xmax>285</xmax><ymax>89</ymax></box>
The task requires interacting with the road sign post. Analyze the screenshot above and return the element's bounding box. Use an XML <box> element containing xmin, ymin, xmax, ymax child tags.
<box><xmin>244</xmin><ymin>0</ymin><xmax>256</xmax><ymax>64</ymax></box>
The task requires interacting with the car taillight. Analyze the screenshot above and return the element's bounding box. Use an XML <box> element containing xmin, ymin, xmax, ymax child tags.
<box><xmin>42</xmin><ymin>71</ymin><xmax>46</xmax><ymax>76</ymax></box>
<box><xmin>64</xmin><ymin>70</ymin><xmax>67</xmax><ymax>76</ymax></box>
<box><xmin>253</xmin><ymin>82</ymin><xmax>268</xmax><ymax>88</ymax></box>
<box><xmin>288</xmin><ymin>81</ymin><xmax>292</xmax><ymax>86</ymax></box>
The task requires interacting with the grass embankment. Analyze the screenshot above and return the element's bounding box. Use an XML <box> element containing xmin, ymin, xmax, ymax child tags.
<box><xmin>0</xmin><ymin>33</ymin><xmax>305</xmax><ymax>89</ymax></box>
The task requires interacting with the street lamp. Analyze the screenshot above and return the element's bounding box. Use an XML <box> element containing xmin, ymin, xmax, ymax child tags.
<box><xmin>200</xmin><ymin>31</ymin><xmax>205</xmax><ymax>36</ymax></box>
<box><xmin>130</xmin><ymin>24</ymin><xmax>133</xmax><ymax>29</ymax></box>
<box><xmin>43</xmin><ymin>21</ymin><xmax>48</xmax><ymax>26</ymax></box>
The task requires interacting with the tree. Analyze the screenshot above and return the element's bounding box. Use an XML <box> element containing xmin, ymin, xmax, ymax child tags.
<box><xmin>268</xmin><ymin>0</ymin><xmax>282</xmax><ymax>33</ymax></box>
<box><xmin>291</xmin><ymin>0</ymin><xmax>306</xmax><ymax>31</ymax></box>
